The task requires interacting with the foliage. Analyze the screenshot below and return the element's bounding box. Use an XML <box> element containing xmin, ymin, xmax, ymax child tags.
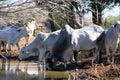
<box><xmin>52</xmin><ymin>11</ymin><xmax>67</xmax><ymax>29</ymax></box>
<box><xmin>0</xmin><ymin>0</ymin><xmax>120</xmax><ymax>29</ymax></box>
<box><xmin>35</xmin><ymin>0</ymin><xmax>120</xmax><ymax>26</ymax></box>
<box><xmin>87</xmin><ymin>0</ymin><xmax>120</xmax><ymax>25</ymax></box>
<box><xmin>102</xmin><ymin>15</ymin><xmax>119</xmax><ymax>28</ymax></box>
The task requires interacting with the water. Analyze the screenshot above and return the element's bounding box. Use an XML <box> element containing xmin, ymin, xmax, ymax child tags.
<box><xmin>0</xmin><ymin>59</ymin><xmax>69</xmax><ymax>80</ymax></box>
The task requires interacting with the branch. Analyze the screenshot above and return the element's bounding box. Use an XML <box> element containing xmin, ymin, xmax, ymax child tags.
<box><xmin>0</xmin><ymin>0</ymin><xmax>31</xmax><ymax>9</ymax></box>
<box><xmin>89</xmin><ymin>9</ymin><xmax>102</xmax><ymax>15</ymax></box>
<box><xmin>0</xmin><ymin>0</ymin><xmax>36</xmax><ymax>13</ymax></box>
<box><xmin>0</xmin><ymin>6</ymin><xmax>35</xmax><ymax>13</ymax></box>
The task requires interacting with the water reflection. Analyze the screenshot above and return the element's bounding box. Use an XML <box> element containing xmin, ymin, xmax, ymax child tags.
<box><xmin>0</xmin><ymin>59</ymin><xmax>69</xmax><ymax>80</ymax></box>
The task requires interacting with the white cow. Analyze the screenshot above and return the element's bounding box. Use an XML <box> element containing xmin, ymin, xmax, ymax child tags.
<box><xmin>26</xmin><ymin>21</ymin><xmax>36</xmax><ymax>44</ymax></box>
<box><xmin>49</xmin><ymin>24</ymin><xmax>104</xmax><ymax>69</ymax></box>
<box><xmin>0</xmin><ymin>27</ymin><xmax>29</xmax><ymax>56</ymax></box>
<box><xmin>26</xmin><ymin>21</ymin><xmax>36</xmax><ymax>37</ymax></box>
<box><xmin>18</xmin><ymin>30</ymin><xmax>75</xmax><ymax>70</ymax></box>
<box><xmin>0</xmin><ymin>25</ymin><xmax>15</xmax><ymax>52</ymax></box>
<box><xmin>18</xmin><ymin>30</ymin><xmax>60</xmax><ymax>70</ymax></box>
<box><xmin>0</xmin><ymin>24</ymin><xmax>29</xmax><ymax>53</ymax></box>
<box><xmin>18</xmin><ymin>30</ymin><xmax>60</xmax><ymax>60</ymax></box>
<box><xmin>94</xmin><ymin>21</ymin><xmax>120</xmax><ymax>64</ymax></box>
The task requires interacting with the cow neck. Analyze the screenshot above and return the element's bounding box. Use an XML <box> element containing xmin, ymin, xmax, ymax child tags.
<box><xmin>12</xmin><ymin>31</ymin><xmax>23</xmax><ymax>45</ymax></box>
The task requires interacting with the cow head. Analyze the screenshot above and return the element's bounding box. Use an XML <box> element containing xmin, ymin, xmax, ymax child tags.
<box><xmin>17</xmin><ymin>27</ymin><xmax>29</xmax><ymax>44</ymax></box>
<box><xmin>18</xmin><ymin>33</ymin><xmax>44</xmax><ymax>60</ymax></box>
<box><xmin>17</xmin><ymin>27</ymin><xmax>29</xmax><ymax>37</ymax></box>
<box><xmin>18</xmin><ymin>46</ymin><xmax>39</xmax><ymax>60</ymax></box>
<box><xmin>114</xmin><ymin>21</ymin><xmax>120</xmax><ymax>33</ymax></box>
<box><xmin>26</xmin><ymin>21</ymin><xmax>36</xmax><ymax>37</ymax></box>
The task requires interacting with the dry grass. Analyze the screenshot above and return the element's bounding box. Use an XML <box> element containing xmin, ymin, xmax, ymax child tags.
<box><xmin>68</xmin><ymin>60</ymin><xmax>120</xmax><ymax>80</ymax></box>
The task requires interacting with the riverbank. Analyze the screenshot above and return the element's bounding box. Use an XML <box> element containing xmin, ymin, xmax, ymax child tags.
<box><xmin>0</xmin><ymin>36</ymin><xmax>120</xmax><ymax>80</ymax></box>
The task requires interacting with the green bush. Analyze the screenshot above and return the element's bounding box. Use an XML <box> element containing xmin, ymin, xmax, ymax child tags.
<box><xmin>102</xmin><ymin>15</ymin><xmax>119</xmax><ymax>28</ymax></box>
<box><xmin>52</xmin><ymin>12</ymin><xmax>67</xmax><ymax>29</ymax></box>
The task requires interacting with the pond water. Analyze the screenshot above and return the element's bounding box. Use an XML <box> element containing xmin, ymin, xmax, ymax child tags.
<box><xmin>0</xmin><ymin>59</ymin><xmax>69</xmax><ymax>80</ymax></box>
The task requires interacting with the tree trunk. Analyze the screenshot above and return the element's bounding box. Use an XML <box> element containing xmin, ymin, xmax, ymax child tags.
<box><xmin>69</xmin><ymin>12</ymin><xmax>75</xmax><ymax>29</ymax></box>
<box><xmin>74</xmin><ymin>13</ymin><xmax>83</xmax><ymax>28</ymax></box>
<box><xmin>48</xmin><ymin>13</ymin><xmax>56</xmax><ymax>32</ymax></box>
<box><xmin>68</xmin><ymin>12</ymin><xmax>83</xmax><ymax>29</ymax></box>
<box><xmin>98</xmin><ymin>11</ymin><xmax>102</xmax><ymax>25</ymax></box>
<box><xmin>92</xmin><ymin>11</ymin><xmax>97</xmax><ymax>24</ymax></box>
<box><xmin>98</xmin><ymin>5</ymin><xmax>102</xmax><ymax>25</ymax></box>
<box><xmin>92</xmin><ymin>1</ymin><xmax>102</xmax><ymax>25</ymax></box>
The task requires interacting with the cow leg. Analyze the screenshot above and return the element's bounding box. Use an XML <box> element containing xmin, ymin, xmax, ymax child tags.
<box><xmin>39</xmin><ymin>57</ymin><xmax>46</xmax><ymax>71</ymax></box>
<box><xmin>43</xmin><ymin>57</ymin><xmax>47</xmax><ymax>71</ymax></box>
<box><xmin>0</xmin><ymin>41</ymin><xmax>7</xmax><ymax>59</ymax></box>
<box><xmin>1</xmin><ymin>41</ymin><xmax>6</xmax><ymax>52</ymax></box>
<box><xmin>64</xmin><ymin>62</ymin><xmax>67</xmax><ymax>70</ymax></box>
<box><xmin>73</xmin><ymin>50</ymin><xmax>78</xmax><ymax>66</ymax></box>
<box><xmin>33</xmin><ymin>29</ymin><xmax>35</xmax><ymax>36</ymax></box>
<box><xmin>63</xmin><ymin>53</ymin><xmax>68</xmax><ymax>70</ymax></box>
<box><xmin>16</xmin><ymin>43</ymin><xmax>20</xmax><ymax>50</ymax></box>
<box><xmin>106</xmin><ymin>45</ymin><xmax>111</xmax><ymax>64</ymax></box>
<box><xmin>63</xmin><ymin>54</ymin><xmax>68</xmax><ymax>70</ymax></box>
<box><xmin>46</xmin><ymin>58</ymin><xmax>52</xmax><ymax>70</ymax></box>
<box><xmin>70</xmin><ymin>55</ymin><xmax>75</xmax><ymax>63</ymax></box>
<box><xmin>24</xmin><ymin>36</ymin><xmax>29</xmax><ymax>46</ymax></box>
<box><xmin>52</xmin><ymin>58</ymin><xmax>57</xmax><ymax>69</ymax></box>
<box><xmin>7</xmin><ymin>42</ymin><xmax>11</xmax><ymax>56</ymax></box>
<box><xmin>99</xmin><ymin>50</ymin><xmax>103</xmax><ymax>63</ymax></box>
<box><xmin>39</xmin><ymin>48</ymin><xmax>46</xmax><ymax>71</ymax></box>
<box><xmin>0</xmin><ymin>41</ymin><xmax>1</xmax><ymax>53</ymax></box>
<box><xmin>45</xmin><ymin>52</ymin><xmax>53</xmax><ymax>70</ymax></box>
<box><xmin>93</xmin><ymin>46</ymin><xmax>102</xmax><ymax>64</ymax></box>
<box><xmin>39</xmin><ymin>48</ymin><xmax>46</xmax><ymax>62</ymax></box>
<box><xmin>93</xmin><ymin>50</ymin><xmax>99</xmax><ymax>64</ymax></box>
<box><xmin>111</xmin><ymin>51</ymin><xmax>115</xmax><ymax>64</ymax></box>
<box><xmin>111</xmin><ymin>47</ymin><xmax>117</xmax><ymax>64</ymax></box>
<box><xmin>3</xmin><ymin>42</ymin><xmax>7</xmax><ymax>52</ymax></box>
<box><xmin>38</xmin><ymin>61</ymin><xmax>43</xmax><ymax>71</ymax></box>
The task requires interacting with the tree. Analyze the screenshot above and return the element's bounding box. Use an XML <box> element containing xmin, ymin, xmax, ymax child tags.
<box><xmin>47</xmin><ymin>13</ymin><xmax>56</xmax><ymax>32</ymax></box>
<box><xmin>35</xmin><ymin>0</ymin><xmax>120</xmax><ymax>26</ymax></box>
<box><xmin>35</xmin><ymin>0</ymin><xmax>84</xmax><ymax>29</ymax></box>
<box><xmin>90</xmin><ymin>0</ymin><xmax>120</xmax><ymax>25</ymax></box>
<box><xmin>0</xmin><ymin>0</ymin><xmax>120</xmax><ymax>26</ymax></box>
<box><xmin>0</xmin><ymin>0</ymin><xmax>35</xmax><ymax>13</ymax></box>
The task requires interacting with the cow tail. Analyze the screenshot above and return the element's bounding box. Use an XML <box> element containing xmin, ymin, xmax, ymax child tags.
<box><xmin>96</xmin><ymin>31</ymin><xmax>105</xmax><ymax>63</ymax></box>
<box><xmin>96</xmin><ymin>31</ymin><xmax>105</xmax><ymax>46</ymax></box>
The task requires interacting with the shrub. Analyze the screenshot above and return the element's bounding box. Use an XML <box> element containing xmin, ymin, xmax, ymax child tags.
<box><xmin>102</xmin><ymin>15</ymin><xmax>119</xmax><ymax>28</ymax></box>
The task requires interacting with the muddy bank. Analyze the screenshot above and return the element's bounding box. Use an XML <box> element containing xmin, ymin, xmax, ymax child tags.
<box><xmin>0</xmin><ymin>36</ymin><xmax>120</xmax><ymax>80</ymax></box>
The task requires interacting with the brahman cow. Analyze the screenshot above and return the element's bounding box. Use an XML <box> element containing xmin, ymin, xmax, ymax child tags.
<box><xmin>0</xmin><ymin>26</ymin><xmax>29</xmax><ymax>56</ymax></box>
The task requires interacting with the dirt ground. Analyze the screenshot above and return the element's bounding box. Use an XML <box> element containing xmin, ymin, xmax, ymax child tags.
<box><xmin>1</xmin><ymin>37</ymin><xmax>120</xmax><ymax>80</ymax></box>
